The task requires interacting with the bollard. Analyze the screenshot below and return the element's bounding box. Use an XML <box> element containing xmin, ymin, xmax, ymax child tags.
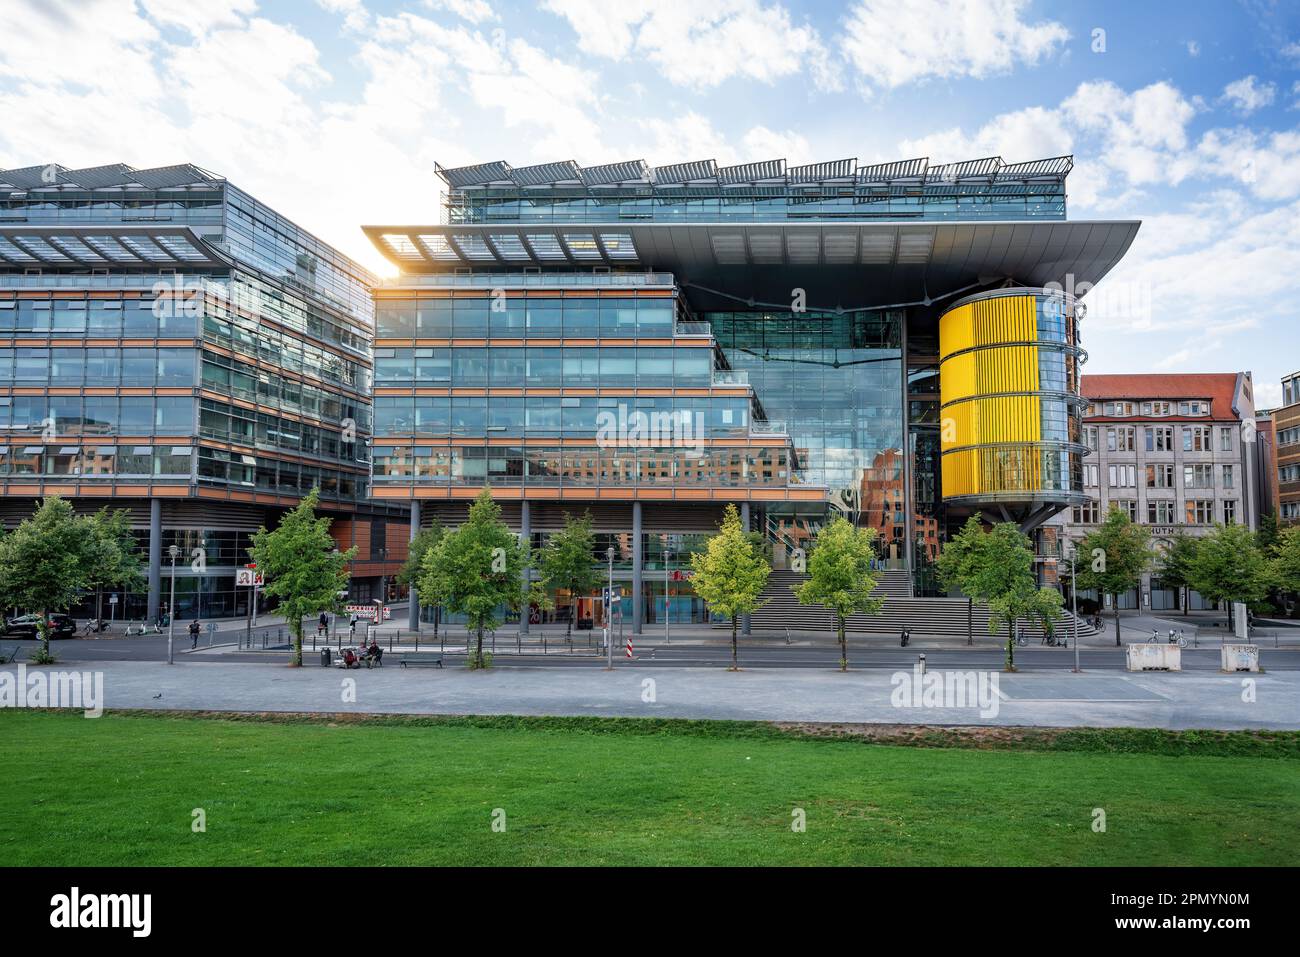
<box><xmin>918</xmin><ymin>653</ymin><xmax>926</xmax><ymax>675</ymax></box>
<box><xmin>388</xmin><ymin>634</ymin><xmax>393</xmax><ymax>652</ymax></box>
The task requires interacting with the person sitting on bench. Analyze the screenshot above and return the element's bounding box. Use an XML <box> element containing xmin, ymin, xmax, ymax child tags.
<box><xmin>342</xmin><ymin>648</ymin><xmax>359</xmax><ymax>668</ymax></box>
<box><xmin>365</xmin><ymin>639</ymin><xmax>381</xmax><ymax>661</ymax></box>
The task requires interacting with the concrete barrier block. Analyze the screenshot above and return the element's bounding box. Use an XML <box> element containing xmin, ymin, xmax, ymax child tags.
<box><xmin>1126</xmin><ymin>643</ymin><xmax>1181</xmax><ymax>671</ymax></box>
<box><xmin>1221</xmin><ymin>643</ymin><xmax>1260</xmax><ymax>672</ymax></box>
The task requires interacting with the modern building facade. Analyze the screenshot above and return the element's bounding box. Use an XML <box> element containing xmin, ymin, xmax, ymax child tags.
<box><xmin>1053</xmin><ymin>372</ymin><xmax>1259</xmax><ymax>611</ymax></box>
<box><xmin>363</xmin><ymin>154</ymin><xmax>1138</xmax><ymax>628</ymax></box>
<box><xmin>0</xmin><ymin>163</ymin><xmax>405</xmax><ymax>621</ymax></box>
<box><xmin>1276</xmin><ymin>370</ymin><xmax>1300</xmax><ymax>524</ymax></box>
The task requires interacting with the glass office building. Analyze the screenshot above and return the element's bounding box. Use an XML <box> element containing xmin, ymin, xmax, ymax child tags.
<box><xmin>366</xmin><ymin>154</ymin><xmax>1139</xmax><ymax>625</ymax></box>
<box><xmin>0</xmin><ymin>163</ymin><xmax>404</xmax><ymax>620</ymax></box>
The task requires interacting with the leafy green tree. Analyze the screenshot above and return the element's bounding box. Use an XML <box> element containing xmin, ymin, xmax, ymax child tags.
<box><xmin>249</xmin><ymin>488</ymin><xmax>355</xmax><ymax>667</ymax></box>
<box><xmin>397</xmin><ymin>519</ymin><xmax>444</xmax><ymax>637</ymax></box>
<box><xmin>1075</xmin><ymin>508</ymin><xmax>1152</xmax><ymax>646</ymax></box>
<box><xmin>417</xmin><ymin>488</ymin><xmax>535</xmax><ymax>669</ymax></box>
<box><xmin>690</xmin><ymin>504</ymin><xmax>771</xmax><ymax>671</ymax></box>
<box><xmin>1156</xmin><ymin>527</ymin><xmax>1200</xmax><ymax>617</ymax></box>
<box><xmin>1187</xmin><ymin>523</ymin><xmax>1272</xmax><ymax>631</ymax></box>
<box><xmin>0</xmin><ymin>496</ymin><xmax>90</xmax><ymax>660</ymax></box>
<box><xmin>1257</xmin><ymin>513</ymin><xmax>1280</xmax><ymax>557</ymax></box>
<box><xmin>83</xmin><ymin>508</ymin><xmax>144</xmax><ymax>627</ymax></box>
<box><xmin>1274</xmin><ymin>526</ymin><xmax>1300</xmax><ymax>604</ymax></box>
<box><xmin>538</xmin><ymin>511</ymin><xmax>602</xmax><ymax>640</ymax></box>
<box><xmin>794</xmin><ymin>517</ymin><xmax>883</xmax><ymax>671</ymax></box>
<box><xmin>960</xmin><ymin>522</ymin><xmax>1062</xmax><ymax>670</ymax></box>
<box><xmin>935</xmin><ymin>515</ymin><xmax>989</xmax><ymax>646</ymax></box>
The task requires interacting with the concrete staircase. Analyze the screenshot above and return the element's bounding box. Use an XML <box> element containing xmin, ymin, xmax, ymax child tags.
<box><xmin>722</xmin><ymin>569</ymin><xmax>1098</xmax><ymax>640</ymax></box>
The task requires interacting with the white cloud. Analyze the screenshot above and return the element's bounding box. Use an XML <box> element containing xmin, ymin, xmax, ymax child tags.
<box><xmin>422</xmin><ymin>0</ymin><xmax>498</xmax><ymax>24</ymax></box>
<box><xmin>1221</xmin><ymin>75</ymin><xmax>1276</xmax><ymax>116</ymax></box>
<box><xmin>840</xmin><ymin>0</ymin><xmax>1069</xmax><ymax>90</ymax></box>
<box><xmin>1187</xmin><ymin>40</ymin><xmax>1200</xmax><ymax>57</ymax></box>
<box><xmin>541</xmin><ymin>0</ymin><xmax>838</xmax><ymax>91</ymax></box>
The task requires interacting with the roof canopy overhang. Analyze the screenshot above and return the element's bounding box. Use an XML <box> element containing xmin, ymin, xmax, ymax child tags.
<box><xmin>0</xmin><ymin>225</ymin><xmax>230</xmax><ymax>269</ymax></box>
<box><xmin>363</xmin><ymin>220</ymin><xmax>1141</xmax><ymax>310</ymax></box>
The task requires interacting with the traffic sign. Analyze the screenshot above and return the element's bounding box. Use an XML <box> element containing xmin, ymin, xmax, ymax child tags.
<box><xmin>235</xmin><ymin>569</ymin><xmax>265</xmax><ymax>587</ymax></box>
<box><xmin>601</xmin><ymin>587</ymin><xmax>623</xmax><ymax>604</ymax></box>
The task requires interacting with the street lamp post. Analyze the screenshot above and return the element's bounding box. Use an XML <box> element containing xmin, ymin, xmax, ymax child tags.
<box><xmin>606</xmin><ymin>545</ymin><xmax>614</xmax><ymax>670</ymax></box>
<box><xmin>1070</xmin><ymin>542</ymin><xmax>1080</xmax><ymax>674</ymax></box>
<box><xmin>664</xmin><ymin>546</ymin><xmax>672</xmax><ymax>645</ymax></box>
<box><xmin>167</xmin><ymin>544</ymin><xmax>178</xmax><ymax>665</ymax></box>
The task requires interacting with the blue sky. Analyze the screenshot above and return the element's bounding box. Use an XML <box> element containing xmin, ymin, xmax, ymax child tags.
<box><xmin>2</xmin><ymin>0</ymin><xmax>1299</xmax><ymax>406</ymax></box>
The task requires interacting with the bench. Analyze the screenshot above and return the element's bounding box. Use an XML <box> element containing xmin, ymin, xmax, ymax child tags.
<box><xmin>399</xmin><ymin>652</ymin><xmax>443</xmax><ymax>669</ymax></box>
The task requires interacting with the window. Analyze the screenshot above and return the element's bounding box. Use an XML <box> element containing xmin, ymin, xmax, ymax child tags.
<box><xmin>1182</xmin><ymin>426</ymin><xmax>1211</xmax><ymax>451</ymax></box>
<box><xmin>1183</xmin><ymin>464</ymin><xmax>1213</xmax><ymax>489</ymax></box>
<box><xmin>1146</xmin><ymin>426</ymin><xmax>1173</xmax><ymax>452</ymax></box>
<box><xmin>1178</xmin><ymin>400</ymin><xmax>1209</xmax><ymax>416</ymax></box>
<box><xmin>1084</xmin><ymin>464</ymin><xmax>1099</xmax><ymax>486</ymax></box>
<box><xmin>1222</xmin><ymin>464</ymin><xmax>1234</xmax><ymax>489</ymax></box>
<box><xmin>1147</xmin><ymin>501</ymin><xmax>1177</xmax><ymax>524</ymax></box>
<box><xmin>1223</xmin><ymin>500</ymin><xmax>1237</xmax><ymax>525</ymax></box>
<box><xmin>1185</xmin><ymin>500</ymin><xmax>1214</xmax><ymax>524</ymax></box>
<box><xmin>1146</xmin><ymin>463</ymin><xmax>1174</xmax><ymax>488</ymax></box>
<box><xmin>1108</xmin><ymin>464</ymin><xmax>1136</xmax><ymax>487</ymax></box>
<box><xmin>1115</xmin><ymin>499</ymin><xmax>1138</xmax><ymax>521</ymax></box>
<box><xmin>1220</xmin><ymin>426</ymin><xmax>1233</xmax><ymax>451</ymax></box>
<box><xmin>1072</xmin><ymin>500</ymin><xmax>1100</xmax><ymax>524</ymax></box>
<box><xmin>1103</xmin><ymin>401</ymin><xmax>1135</xmax><ymax>416</ymax></box>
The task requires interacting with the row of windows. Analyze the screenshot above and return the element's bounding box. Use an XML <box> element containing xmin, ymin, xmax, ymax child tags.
<box><xmin>1086</xmin><ymin>425</ymin><xmax>1232</xmax><ymax>453</ymax></box>
<box><xmin>0</xmin><ymin>297</ymin><xmax>197</xmax><ymax>336</ymax></box>
<box><xmin>196</xmin><ymin>445</ymin><xmax>364</xmax><ymax>500</ymax></box>
<box><xmin>0</xmin><ymin>347</ymin><xmax>195</xmax><ymax>386</ymax></box>
<box><xmin>1071</xmin><ymin>499</ymin><xmax>1238</xmax><ymax>525</ymax></box>
<box><xmin>1280</xmin><ymin>464</ymin><xmax>1300</xmax><ymax>483</ymax></box>
<box><xmin>200</xmin><ymin>356</ymin><xmax>370</xmax><ymax>431</ymax></box>
<box><xmin>198</xmin><ymin>399</ymin><xmax>366</xmax><ymax>466</ymax></box>
<box><xmin>372</xmin><ymin>445</ymin><xmax>795</xmax><ymax>487</ymax></box>
<box><xmin>1279</xmin><ymin>426</ymin><xmax>1300</xmax><ymax>446</ymax></box>
<box><xmin>374</xmin><ymin>395</ymin><xmax>754</xmax><ymax>438</ymax></box>
<box><xmin>201</xmin><ymin>313</ymin><xmax>369</xmax><ymax>392</ymax></box>
<box><xmin>1083</xmin><ymin>463</ymin><xmax>1234</xmax><ymax>490</ymax></box>
<box><xmin>374</xmin><ymin>297</ymin><xmax>675</xmax><ymax>339</ymax></box>
<box><xmin>0</xmin><ymin>395</ymin><xmax>193</xmax><ymax>435</ymax></box>
<box><xmin>373</xmin><ymin>347</ymin><xmax>715</xmax><ymax>388</ymax></box>
<box><xmin>0</xmin><ymin>444</ymin><xmax>192</xmax><ymax>476</ymax></box>
<box><xmin>1087</xmin><ymin>399</ymin><xmax>1211</xmax><ymax>417</ymax></box>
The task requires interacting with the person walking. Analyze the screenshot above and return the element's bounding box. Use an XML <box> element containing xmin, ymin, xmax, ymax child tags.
<box><xmin>188</xmin><ymin>619</ymin><xmax>201</xmax><ymax>649</ymax></box>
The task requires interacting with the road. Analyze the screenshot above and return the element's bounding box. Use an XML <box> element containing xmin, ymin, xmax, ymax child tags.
<box><xmin>9</xmin><ymin>633</ymin><xmax>1297</xmax><ymax>671</ymax></box>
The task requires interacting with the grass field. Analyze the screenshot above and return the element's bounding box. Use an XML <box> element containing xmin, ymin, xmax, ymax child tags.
<box><xmin>2</xmin><ymin>710</ymin><xmax>1297</xmax><ymax>866</ymax></box>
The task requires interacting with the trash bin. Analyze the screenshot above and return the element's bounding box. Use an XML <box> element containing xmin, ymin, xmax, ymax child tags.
<box><xmin>321</xmin><ymin>648</ymin><xmax>332</xmax><ymax>668</ymax></box>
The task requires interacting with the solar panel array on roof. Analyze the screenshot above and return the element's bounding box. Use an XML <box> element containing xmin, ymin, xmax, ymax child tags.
<box><xmin>0</xmin><ymin>163</ymin><xmax>224</xmax><ymax>190</ymax></box>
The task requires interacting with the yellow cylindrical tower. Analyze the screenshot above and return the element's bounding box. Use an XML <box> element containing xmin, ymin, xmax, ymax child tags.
<box><xmin>938</xmin><ymin>288</ymin><xmax>1086</xmax><ymax>523</ymax></box>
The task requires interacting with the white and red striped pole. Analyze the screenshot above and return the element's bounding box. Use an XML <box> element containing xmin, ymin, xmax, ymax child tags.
<box><xmin>625</xmin><ymin>636</ymin><xmax>633</xmax><ymax>658</ymax></box>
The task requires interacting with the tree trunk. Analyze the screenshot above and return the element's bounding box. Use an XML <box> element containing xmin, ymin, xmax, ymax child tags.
<box><xmin>40</xmin><ymin>608</ymin><xmax>50</xmax><ymax>657</ymax></box>
<box><xmin>433</xmin><ymin>606</ymin><xmax>439</xmax><ymax>642</ymax></box>
<box><xmin>476</xmin><ymin>625</ymin><xmax>485</xmax><ymax>669</ymax></box>
<box><xmin>1006</xmin><ymin>620</ymin><xmax>1014</xmax><ymax>672</ymax></box>
<box><xmin>966</xmin><ymin>597</ymin><xmax>973</xmax><ymax>646</ymax></box>
<box><xmin>291</xmin><ymin>620</ymin><xmax>303</xmax><ymax>667</ymax></box>
<box><xmin>569</xmin><ymin>594</ymin><xmax>576</xmax><ymax>640</ymax></box>
<box><xmin>838</xmin><ymin>613</ymin><xmax>847</xmax><ymax>672</ymax></box>
<box><xmin>1114</xmin><ymin>599</ymin><xmax>1122</xmax><ymax>647</ymax></box>
<box><xmin>730</xmin><ymin>617</ymin><xmax>738</xmax><ymax>670</ymax></box>
<box><xmin>96</xmin><ymin>587</ymin><xmax>103</xmax><ymax>629</ymax></box>
<box><xmin>1182</xmin><ymin>586</ymin><xmax>1189</xmax><ymax>616</ymax></box>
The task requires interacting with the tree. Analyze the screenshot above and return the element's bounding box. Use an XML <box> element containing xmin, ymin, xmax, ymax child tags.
<box><xmin>794</xmin><ymin>516</ymin><xmax>884</xmax><ymax>670</ymax></box>
<box><xmin>0</xmin><ymin>496</ymin><xmax>91</xmax><ymax>660</ymax></box>
<box><xmin>1257</xmin><ymin>513</ymin><xmax>1281</xmax><ymax>558</ymax></box>
<box><xmin>538</xmin><ymin>511</ymin><xmax>602</xmax><ymax>640</ymax></box>
<box><xmin>1075</xmin><ymin>508</ymin><xmax>1152</xmax><ymax>646</ymax></box>
<box><xmin>935</xmin><ymin>515</ymin><xmax>989</xmax><ymax>646</ymax></box>
<box><xmin>1156</xmin><ymin>526</ymin><xmax>1200</xmax><ymax>617</ymax></box>
<box><xmin>83</xmin><ymin>508</ymin><xmax>144</xmax><ymax>627</ymax></box>
<box><xmin>1187</xmin><ymin>523</ymin><xmax>1271</xmax><ymax>631</ymax></box>
<box><xmin>961</xmin><ymin>522</ymin><xmax>1061</xmax><ymax>671</ymax></box>
<box><xmin>417</xmin><ymin>488</ymin><xmax>535</xmax><ymax>669</ymax></box>
<box><xmin>249</xmin><ymin>488</ymin><xmax>355</xmax><ymax>667</ymax></box>
<box><xmin>689</xmin><ymin>504</ymin><xmax>771</xmax><ymax>671</ymax></box>
<box><xmin>396</xmin><ymin>519</ymin><xmax>444</xmax><ymax>637</ymax></box>
<box><xmin>1274</xmin><ymin>526</ymin><xmax>1300</xmax><ymax>606</ymax></box>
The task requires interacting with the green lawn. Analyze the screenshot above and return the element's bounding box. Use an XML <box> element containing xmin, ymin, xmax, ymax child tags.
<box><xmin>2</xmin><ymin>711</ymin><xmax>1297</xmax><ymax>866</ymax></box>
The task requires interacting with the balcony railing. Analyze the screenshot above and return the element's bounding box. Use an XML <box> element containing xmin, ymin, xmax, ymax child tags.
<box><xmin>711</xmin><ymin>370</ymin><xmax>749</xmax><ymax>386</ymax></box>
<box><xmin>376</xmin><ymin>272</ymin><xmax>675</xmax><ymax>289</ymax></box>
<box><xmin>674</xmin><ymin>321</ymin><xmax>712</xmax><ymax>337</ymax></box>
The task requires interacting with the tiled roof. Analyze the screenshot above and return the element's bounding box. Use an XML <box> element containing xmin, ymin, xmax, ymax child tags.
<box><xmin>1082</xmin><ymin>373</ymin><xmax>1241</xmax><ymax>419</ymax></box>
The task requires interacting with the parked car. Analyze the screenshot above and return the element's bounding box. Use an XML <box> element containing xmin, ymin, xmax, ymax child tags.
<box><xmin>4</xmin><ymin>614</ymin><xmax>77</xmax><ymax>639</ymax></box>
